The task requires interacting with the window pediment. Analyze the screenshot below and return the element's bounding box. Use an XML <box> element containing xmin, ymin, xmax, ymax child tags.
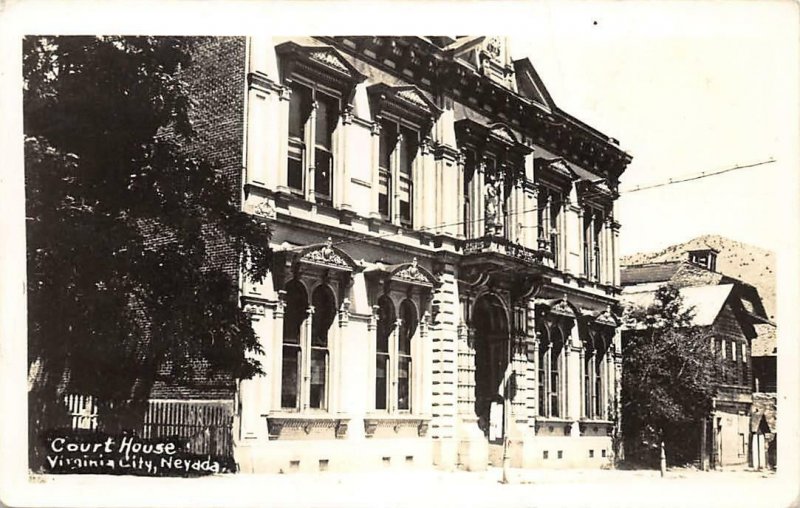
<box><xmin>584</xmin><ymin>307</ymin><xmax>619</xmax><ymax>328</ymax></box>
<box><xmin>364</xmin><ymin>258</ymin><xmax>437</xmax><ymax>289</ymax></box>
<box><xmin>536</xmin><ymin>297</ymin><xmax>579</xmax><ymax>319</ymax></box>
<box><xmin>368</xmin><ymin>84</ymin><xmax>441</xmax><ymax>126</ymax></box>
<box><xmin>536</xmin><ymin>157</ymin><xmax>579</xmax><ymax>183</ymax></box>
<box><xmin>293</xmin><ymin>238</ymin><xmax>359</xmax><ymax>272</ymax></box>
<box><xmin>455</xmin><ymin>119</ymin><xmax>531</xmax><ymax>158</ymax></box>
<box><xmin>277</xmin><ymin>41</ymin><xmax>366</xmax><ymax>93</ymax></box>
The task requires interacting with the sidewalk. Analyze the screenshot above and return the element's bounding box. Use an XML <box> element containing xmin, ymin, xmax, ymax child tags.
<box><xmin>22</xmin><ymin>466</ymin><xmax>788</xmax><ymax>508</ymax></box>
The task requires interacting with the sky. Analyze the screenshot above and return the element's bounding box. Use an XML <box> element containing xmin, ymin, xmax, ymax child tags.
<box><xmin>509</xmin><ymin>2</ymin><xmax>798</xmax><ymax>256</ymax></box>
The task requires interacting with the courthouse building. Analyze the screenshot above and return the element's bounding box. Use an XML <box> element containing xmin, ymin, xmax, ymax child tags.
<box><xmin>178</xmin><ymin>36</ymin><xmax>632</xmax><ymax>473</ymax></box>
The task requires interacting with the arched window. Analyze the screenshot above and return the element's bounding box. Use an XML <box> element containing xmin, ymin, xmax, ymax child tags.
<box><xmin>280</xmin><ymin>280</ymin><xmax>336</xmax><ymax>411</ymax></box>
<box><xmin>281</xmin><ymin>280</ymin><xmax>308</xmax><ymax>409</ymax></box>
<box><xmin>310</xmin><ymin>285</ymin><xmax>335</xmax><ymax>409</ymax></box>
<box><xmin>583</xmin><ymin>341</ymin><xmax>592</xmax><ymax>418</ymax></box>
<box><xmin>374</xmin><ymin>296</ymin><xmax>418</xmax><ymax>413</ymax></box>
<box><xmin>537</xmin><ymin>325</ymin><xmax>549</xmax><ymax>417</ymax></box>
<box><xmin>375</xmin><ymin>295</ymin><xmax>396</xmax><ymax>411</ymax></box>
<box><xmin>398</xmin><ymin>300</ymin><xmax>418</xmax><ymax>411</ymax></box>
<box><xmin>594</xmin><ymin>345</ymin><xmax>604</xmax><ymax>418</ymax></box>
<box><xmin>584</xmin><ymin>331</ymin><xmax>608</xmax><ymax>419</ymax></box>
<box><xmin>549</xmin><ymin>327</ymin><xmax>563</xmax><ymax>418</ymax></box>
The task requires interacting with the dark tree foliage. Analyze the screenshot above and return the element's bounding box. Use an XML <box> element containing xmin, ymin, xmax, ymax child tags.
<box><xmin>621</xmin><ymin>285</ymin><xmax>719</xmax><ymax>467</ymax></box>
<box><xmin>24</xmin><ymin>36</ymin><xmax>271</xmax><ymax>449</ymax></box>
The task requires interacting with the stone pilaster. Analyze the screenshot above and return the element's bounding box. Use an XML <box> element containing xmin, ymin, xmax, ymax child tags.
<box><xmin>239</xmin><ymin>296</ymin><xmax>273</xmax><ymax>441</ymax></box>
<box><xmin>429</xmin><ymin>260</ymin><xmax>462</xmax><ymax>469</ymax></box>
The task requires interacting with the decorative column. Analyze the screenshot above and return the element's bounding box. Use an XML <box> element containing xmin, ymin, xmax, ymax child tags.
<box><xmin>239</xmin><ymin>297</ymin><xmax>273</xmax><ymax>441</ymax></box>
<box><xmin>334</xmin><ymin>298</ymin><xmax>351</xmax><ymax>413</ymax></box>
<box><xmin>301</xmin><ymin>305</ymin><xmax>315</xmax><ymax>410</ymax></box>
<box><xmin>606</xmin><ymin>343</ymin><xmax>615</xmax><ymax>420</ymax></box>
<box><xmin>276</xmin><ymin>86</ymin><xmax>292</xmax><ymax>194</ymax></box>
<box><xmin>579</xmin><ymin>346</ymin><xmax>586</xmax><ymax>419</ymax></box>
<box><xmin>338</xmin><ymin>107</ymin><xmax>354</xmax><ymax>210</ymax></box>
<box><xmin>526</xmin><ymin>184</ymin><xmax>539</xmax><ymax>252</ymax></box>
<box><xmin>306</xmin><ymin>101</ymin><xmax>319</xmax><ymax>202</ymax></box>
<box><xmin>271</xmin><ymin>291</ymin><xmax>286</xmax><ymax>411</ymax></box>
<box><xmin>455</xmin><ymin>149</ymin><xmax>465</xmax><ymax>238</ymax></box>
<box><xmin>392</xmin><ymin>132</ymin><xmax>403</xmax><ymax>226</ymax></box>
<box><xmin>421</xmin><ymin>138</ymin><xmax>436</xmax><ymax>233</ymax></box>
<box><xmin>418</xmin><ymin>311</ymin><xmax>432</xmax><ymax>416</ymax></box>
<box><xmin>475</xmin><ymin>159</ymin><xmax>485</xmax><ymax>237</ymax></box>
<box><xmin>604</xmin><ymin>216</ymin><xmax>614</xmax><ymax>286</ymax></box>
<box><xmin>369</xmin><ymin>121</ymin><xmax>382</xmax><ymax>219</ymax></box>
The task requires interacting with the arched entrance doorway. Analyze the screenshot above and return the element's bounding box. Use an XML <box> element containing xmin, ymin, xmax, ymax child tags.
<box><xmin>472</xmin><ymin>294</ymin><xmax>510</xmax><ymax>446</ymax></box>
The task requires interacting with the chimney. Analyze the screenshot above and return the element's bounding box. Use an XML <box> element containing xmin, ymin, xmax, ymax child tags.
<box><xmin>688</xmin><ymin>247</ymin><xmax>718</xmax><ymax>271</ymax></box>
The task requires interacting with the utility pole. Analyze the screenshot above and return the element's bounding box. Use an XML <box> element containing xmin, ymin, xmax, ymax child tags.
<box><xmin>501</xmin><ymin>336</ymin><xmax>513</xmax><ymax>484</ymax></box>
<box><xmin>660</xmin><ymin>440</ymin><xmax>666</xmax><ymax>477</ymax></box>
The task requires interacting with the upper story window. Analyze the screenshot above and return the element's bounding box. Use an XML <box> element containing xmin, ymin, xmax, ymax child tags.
<box><xmin>537</xmin><ymin>186</ymin><xmax>563</xmax><ymax>265</ymax></box>
<box><xmin>276</xmin><ymin>41</ymin><xmax>365</xmax><ymax>205</ymax></box>
<box><xmin>368</xmin><ymin>84</ymin><xmax>440</xmax><ymax>229</ymax></box>
<box><xmin>287</xmin><ymin>82</ymin><xmax>340</xmax><ymax>206</ymax></box>
<box><xmin>455</xmin><ymin>120</ymin><xmax>531</xmax><ymax>240</ymax></box>
<box><xmin>582</xmin><ymin>207</ymin><xmax>604</xmax><ymax>280</ymax></box>
<box><xmin>378</xmin><ymin>118</ymin><xmax>419</xmax><ymax>227</ymax></box>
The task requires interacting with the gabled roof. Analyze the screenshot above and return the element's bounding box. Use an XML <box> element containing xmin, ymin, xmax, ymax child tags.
<box><xmin>513</xmin><ymin>57</ymin><xmax>555</xmax><ymax>110</ymax></box>
<box><xmin>620</xmin><ymin>262</ymin><xmax>683</xmax><ymax>285</ymax></box>
<box><xmin>620</xmin><ymin>284</ymin><xmax>735</xmax><ymax>327</ymax></box>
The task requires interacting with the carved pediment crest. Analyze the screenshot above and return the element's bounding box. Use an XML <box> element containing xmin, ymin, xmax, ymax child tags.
<box><xmin>367</xmin><ymin>84</ymin><xmax>442</xmax><ymax>120</ymax></box>
<box><xmin>551</xmin><ymin>298</ymin><xmax>576</xmax><ymax>318</ymax></box>
<box><xmin>489</xmin><ymin>123</ymin><xmax>518</xmax><ymax>145</ymax></box>
<box><xmin>308</xmin><ymin>49</ymin><xmax>350</xmax><ymax>74</ymax></box>
<box><xmin>548</xmin><ymin>158</ymin><xmax>578</xmax><ymax>180</ymax></box>
<box><xmin>276</xmin><ymin>42</ymin><xmax>366</xmax><ymax>86</ymax></box>
<box><xmin>396</xmin><ymin>88</ymin><xmax>432</xmax><ymax>112</ymax></box>
<box><xmin>391</xmin><ymin>257</ymin><xmax>436</xmax><ymax>287</ymax></box>
<box><xmin>592</xmin><ymin>307</ymin><xmax>619</xmax><ymax>328</ymax></box>
<box><xmin>536</xmin><ymin>297</ymin><xmax>577</xmax><ymax>318</ymax></box>
<box><xmin>295</xmin><ymin>238</ymin><xmax>357</xmax><ymax>272</ymax></box>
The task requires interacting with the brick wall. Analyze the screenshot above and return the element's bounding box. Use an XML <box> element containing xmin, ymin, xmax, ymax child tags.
<box><xmin>151</xmin><ymin>37</ymin><xmax>248</xmax><ymax>400</ymax></box>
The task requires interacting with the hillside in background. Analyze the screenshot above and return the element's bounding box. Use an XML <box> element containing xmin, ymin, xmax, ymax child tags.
<box><xmin>621</xmin><ymin>235</ymin><xmax>776</xmax><ymax>320</ymax></box>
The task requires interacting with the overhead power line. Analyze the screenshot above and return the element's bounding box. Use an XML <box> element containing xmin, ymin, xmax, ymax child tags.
<box><xmin>281</xmin><ymin>158</ymin><xmax>776</xmax><ymax>252</ymax></box>
<box><xmin>619</xmin><ymin>158</ymin><xmax>776</xmax><ymax>194</ymax></box>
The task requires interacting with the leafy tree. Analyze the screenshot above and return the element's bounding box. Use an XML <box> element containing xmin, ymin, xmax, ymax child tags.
<box><xmin>621</xmin><ymin>284</ymin><xmax>719</xmax><ymax>467</ymax></box>
<box><xmin>24</xmin><ymin>36</ymin><xmax>271</xmax><ymax>464</ymax></box>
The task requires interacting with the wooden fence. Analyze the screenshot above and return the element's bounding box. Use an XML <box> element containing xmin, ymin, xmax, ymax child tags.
<box><xmin>64</xmin><ymin>394</ymin><xmax>99</xmax><ymax>431</ymax></box>
<box><xmin>142</xmin><ymin>400</ymin><xmax>234</xmax><ymax>457</ymax></box>
<box><xmin>63</xmin><ymin>395</ymin><xmax>234</xmax><ymax>457</ymax></box>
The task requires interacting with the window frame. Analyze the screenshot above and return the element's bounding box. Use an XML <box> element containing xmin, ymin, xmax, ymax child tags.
<box><xmin>279</xmin><ymin>281</ymin><xmax>337</xmax><ymax>413</ymax></box>
<box><xmin>285</xmin><ymin>77</ymin><xmax>343</xmax><ymax>205</ymax></box>
<box><xmin>377</xmin><ymin>114</ymin><xmax>421</xmax><ymax>228</ymax></box>
<box><xmin>373</xmin><ymin>295</ymin><xmax>419</xmax><ymax>414</ymax></box>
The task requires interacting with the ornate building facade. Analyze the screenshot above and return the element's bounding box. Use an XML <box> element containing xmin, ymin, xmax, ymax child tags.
<box><xmin>208</xmin><ymin>36</ymin><xmax>632</xmax><ymax>473</ymax></box>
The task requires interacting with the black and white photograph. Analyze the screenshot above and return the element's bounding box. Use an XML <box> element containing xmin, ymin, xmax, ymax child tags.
<box><xmin>1</xmin><ymin>1</ymin><xmax>798</xmax><ymax>507</ymax></box>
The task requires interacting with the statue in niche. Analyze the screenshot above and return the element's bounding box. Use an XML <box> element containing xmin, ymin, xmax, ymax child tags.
<box><xmin>484</xmin><ymin>173</ymin><xmax>503</xmax><ymax>236</ymax></box>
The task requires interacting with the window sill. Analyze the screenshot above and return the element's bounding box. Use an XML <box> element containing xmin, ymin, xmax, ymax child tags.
<box><xmin>265</xmin><ymin>412</ymin><xmax>350</xmax><ymax>440</ymax></box>
<box><xmin>363</xmin><ymin>413</ymin><xmax>431</xmax><ymax>438</ymax></box>
<box><xmin>533</xmin><ymin>417</ymin><xmax>573</xmax><ymax>436</ymax></box>
<box><xmin>578</xmin><ymin>419</ymin><xmax>614</xmax><ymax>436</ymax></box>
